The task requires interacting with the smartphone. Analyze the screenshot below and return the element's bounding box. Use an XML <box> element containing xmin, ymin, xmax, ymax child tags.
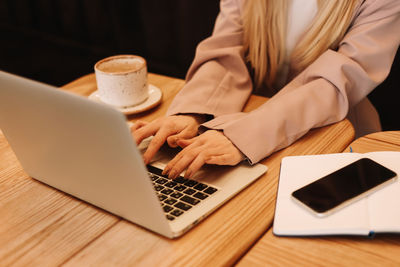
<box><xmin>291</xmin><ymin>158</ymin><xmax>397</xmax><ymax>217</ymax></box>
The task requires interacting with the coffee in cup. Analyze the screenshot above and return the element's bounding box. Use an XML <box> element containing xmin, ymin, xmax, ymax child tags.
<box><xmin>94</xmin><ymin>55</ymin><xmax>149</xmax><ymax>107</ymax></box>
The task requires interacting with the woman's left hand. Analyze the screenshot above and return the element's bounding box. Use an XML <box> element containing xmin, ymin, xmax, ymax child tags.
<box><xmin>162</xmin><ymin>130</ymin><xmax>244</xmax><ymax>179</ymax></box>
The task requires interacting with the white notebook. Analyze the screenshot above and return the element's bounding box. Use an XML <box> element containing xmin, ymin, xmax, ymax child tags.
<box><xmin>273</xmin><ymin>151</ymin><xmax>400</xmax><ymax>237</ymax></box>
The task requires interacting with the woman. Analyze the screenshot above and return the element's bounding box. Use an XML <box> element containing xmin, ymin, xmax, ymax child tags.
<box><xmin>132</xmin><ymin>0</ymin><xmax>400</xmax><ymax>179</ymax></box>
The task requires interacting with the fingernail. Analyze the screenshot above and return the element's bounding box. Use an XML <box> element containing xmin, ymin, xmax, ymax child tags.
<box><xmin>162</xmin><ymin>167</ymin><xmax>169</xmax><ymax>175</ymax></box>
<box><xmin>169</xmin><ymin>170</ymin><xmax>177</xmax><ymax>179</ymax></box>
<box><xmin>184</xmin><ymin>170</ymin><xmax>191</xmax><ymax>179</ymax></box>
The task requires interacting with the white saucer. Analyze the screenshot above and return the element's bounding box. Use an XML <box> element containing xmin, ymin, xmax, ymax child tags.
<box><xmin>88</xmin><ymin>84</ymin><xmax>162</xmax><ymax>115</ymax></box>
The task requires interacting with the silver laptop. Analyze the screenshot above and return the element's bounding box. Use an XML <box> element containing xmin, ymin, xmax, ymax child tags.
<box><xmin>0</xmin><ymin>71</ymin><xmax>267</xmax><ymax>238</ymax></box>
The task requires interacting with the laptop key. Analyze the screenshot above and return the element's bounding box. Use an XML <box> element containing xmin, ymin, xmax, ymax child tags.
<box><xmin>193</xmin><ymin>192</ymin><xmax>208</xmax><ymax>200</ymax></box>
<box><xmin>181</xmin><ymin>195</ymin><xmax>200</xmax><ymax>205</ymax></box>
<box><xmin>154</xmin><ymin>185</ymin><xmax>164</xmax><ymax>191</ymax></box>
<box><xmin>174</xmin><ymin>202</ymin><xmax>192</xmax><ymax>211</ymax></box>
<box><xmin>204</xmin><ymin>187</ymin><xmax>218</xmax><ymax>194</ymax></box>
<box><xmin>149</xmin><ymin>174</ymin><xmax>158</xmax><ymax>181</ymax></box>
<box><xmin>183</xmin><ymin>188</ymin><xmax>196</xmax><ymax>195</ymax></box>
<box><xmin>165</xmin><ymin>181</ymin><xmax>177</xmax><ymax>188</ymax></box>
<box><xmin>156</xmin><ymin>177</ymin><xmax>168</xmax><ymax>184</ymax></box>
<box><xmin>174</xmin><ymin>177</ymin><xmax>188</xmax><ymax>184</ymax></box>
<box><xmin>164</xmin><ymin>198</ymin><xmax>177</xmax><ymax>205</ymax></box>
<box><xmin>174</xmin><ymin>185</ymin><xmax>187</xmax><ymax>192</ymax></box>
<box><xmin>171</xmin><ymin>209</ymin><xmax>184</xmax><ymax>217</ymax></box>
<box><xmin>194</xmin><ymin>183</ymin><xmax>208</xmax><ymax>191</ymax></box>
<box><xmin>170</xmin><ymin>191</ymin><xmax>183</xmax><ymax>199</ymax></box>
<box><xmin>184</xmin><ymin>180</ymin><xmax>198</xmax><ymax>187</ymax></box>
<box><xmin>147</xmin><ymin>165</ymin><xmax>163</xmax><ymax>176</ymax></box>
<box><xmin>166</xmin><ymin>215</ymin><xmax>175</xmax><ymax>221</ymax></box>
<box><xmin>163</xmin><ymin>205</ymin><xmax>174</xmax><ymax>213</ymax></box>
<box><xmin>161</xmin><ymin>188</ymin><xmax>174</xmax><ymax>195</ymax></box>
<box><xmin>159</xmin><ymin>194</ymin><xmax>168</xmax><ymax>201</ymax></box>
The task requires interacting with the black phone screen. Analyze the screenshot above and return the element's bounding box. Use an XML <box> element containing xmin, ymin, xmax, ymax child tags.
<box><xmin>292</xmin><ymin>158</ymin><xmax>397</xmax><ymax>215</ymax></box>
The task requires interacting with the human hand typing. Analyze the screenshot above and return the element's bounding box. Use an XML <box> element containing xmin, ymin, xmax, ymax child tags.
<box><xmin>131</xmin><ymin>114</ymin><xmax>206</xmax><ymax>164</ymax></box>
<box><xmin>162</xmin><ymin>130</ymin><xmax>244</xmax><ymax>179</ymax></box>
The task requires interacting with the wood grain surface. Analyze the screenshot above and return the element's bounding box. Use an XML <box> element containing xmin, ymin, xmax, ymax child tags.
<box><xmin>237</xmin><ymin>131</ymin><xmax>400</xmax><ymax>267</ymax></box>
<box><xmin>0</xmin><ymin>73</ymin><xmax>355</xmax><ymax>266</ymax></box>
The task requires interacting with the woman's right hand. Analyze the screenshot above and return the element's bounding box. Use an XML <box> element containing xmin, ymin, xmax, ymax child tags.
<box><xmin>131</xmin><ymin>114</ymin><xmax>206</xmax><ymax>164</ymax></box>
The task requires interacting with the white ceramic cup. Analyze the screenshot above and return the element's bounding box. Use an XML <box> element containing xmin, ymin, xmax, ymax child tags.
<box><xmin>94</xmin><ymin>55</ymin><xmax>149</xmax><ymax>107</ymax></box>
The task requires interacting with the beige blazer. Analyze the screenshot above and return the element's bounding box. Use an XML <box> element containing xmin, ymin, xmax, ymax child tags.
<box><xmin>167</xmin><ymin>0</ymin><xmax>400</xmax><ymax>164</ymax></box>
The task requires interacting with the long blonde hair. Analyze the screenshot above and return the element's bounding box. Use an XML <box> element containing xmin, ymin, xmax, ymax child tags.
<box><xmin>243</xmin><ymin>0</ymin><xmax>359</xmax><ymax>89</ymax></box>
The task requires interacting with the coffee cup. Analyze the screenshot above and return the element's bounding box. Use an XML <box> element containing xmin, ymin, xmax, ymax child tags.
<box><xmin>94</xmin><ymin>55</ymin><xmax>149</xmax><ymax>107</ymax></box>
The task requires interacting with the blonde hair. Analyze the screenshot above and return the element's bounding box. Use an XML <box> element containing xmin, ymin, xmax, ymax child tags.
<box><xmin>243</xmin><ymin>0</ymin><xmax>359</xmax><ymax>89</ymax></box>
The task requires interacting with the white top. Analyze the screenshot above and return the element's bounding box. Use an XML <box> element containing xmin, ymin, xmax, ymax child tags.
<box><xmin>276</xmin><ymin>0</ymin><xmax>380</xmax><ymax>138</ymax></box>
<box><xmin>276</xmin><ymin>0</ymin><xmax>318</xmax><ymax>88</ymax></box>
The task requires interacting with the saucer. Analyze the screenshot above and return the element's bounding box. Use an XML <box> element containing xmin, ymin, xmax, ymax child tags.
<box><xmin>88</xmin><ymin>84</ymin><xmax>162</xmax><ymax>115</ymax></box>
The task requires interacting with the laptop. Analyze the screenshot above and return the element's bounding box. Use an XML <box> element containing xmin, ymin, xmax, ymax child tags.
<box><xmin>0</xmin><ymin>71</ymin><xmax>267</xmax><ymax>238</ymax></box>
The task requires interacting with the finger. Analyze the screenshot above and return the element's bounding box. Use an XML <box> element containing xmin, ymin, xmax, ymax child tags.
<box><xmin>167</xmin><ymin>148</ymin><xmax>203</xmax><ymax>179</ymax></box>
<box><xmin>176</xmin><ymin>137</ymin><xmax>196</xmax><ymax>148</ymax></box>
<box><xmin>185</xmin><ymin>152</ymin><xmax>207</xmax><ymax>179</ymax></box>
<box><xmin>166</xmin><ymin>128</ymin><xmax>196</xmax><ymax>147</ymax></box>
<box><xmin>133</xmin><ymin>121</ymin><xmax>161</xmax><ymax>145</ymax></box>
<box><xmin>162</xmin><ymin>146</ymin><xmax>188</xmax><ymax>175</ymax></box>
<box><xmin>143</xmin><ymin>127</ymin><xmax>176</xmax><ymax>164</ymax></box>
<box><xmin>163</xmin><ymin>143</ymin><xmax>202</xmax><ymax>177</ymax></box>
<box><xmin>130</xmin><ymin>120</ymin><xmax>148</xmax><ymax>132</ymax></box>
<box><xmin>166</xmin><ymin>135</ymin><xmax>178</xmax><ymax>148</ymax></box>
<box><xmin>206</xmin><ymin>154</ymin><xmax>241</xmax><ymax>166</ymax></box>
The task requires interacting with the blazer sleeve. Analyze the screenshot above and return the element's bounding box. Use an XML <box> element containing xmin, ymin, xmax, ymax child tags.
<box><xmin>166</xmin><ymin>0</ymin><xmax>253</xmax><ymax>117</ymax></box>
<box><xmin>169</xmin><ymin>0</ymin><xmax>400</xmax><ymax>164</ymax></box>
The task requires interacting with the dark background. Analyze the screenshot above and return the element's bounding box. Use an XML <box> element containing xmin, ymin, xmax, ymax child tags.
<box><xmin>0</xmin><ymin>0</ymin><xmax>398</xmax><ymax>130</ymax></box>
<box><xmin>0</xmin><ymin>0</ymin><xmax>220</xmax><ymax>86</ymax></box>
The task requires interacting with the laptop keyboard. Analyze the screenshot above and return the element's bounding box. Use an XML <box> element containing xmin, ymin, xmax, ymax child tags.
<box><xmin>147</xmin><ymin>165</ymin><xmax>218</xmax><ymax>221</ymax></box>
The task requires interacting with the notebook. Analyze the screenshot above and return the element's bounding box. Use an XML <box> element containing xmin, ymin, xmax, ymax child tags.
<box><xmin>273</xmin><ymin>152</ymin><xmax>400</xmax><ymax>237</ymax></box>
<box><xmin>0</xmin><ymin>71</ymin><xmax>267</xmax><ymax>238</ymax></box>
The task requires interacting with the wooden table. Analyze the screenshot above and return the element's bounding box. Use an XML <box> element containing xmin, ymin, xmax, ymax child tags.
<box><xmin>0</xmin><ymin>73</ymin><xmax>354</xmax><ymax>266</ymax></box>
<box><xmin>238</xmin><ymin>131</ymin><xmax>400</xmax><ymax>267</ymax></box>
